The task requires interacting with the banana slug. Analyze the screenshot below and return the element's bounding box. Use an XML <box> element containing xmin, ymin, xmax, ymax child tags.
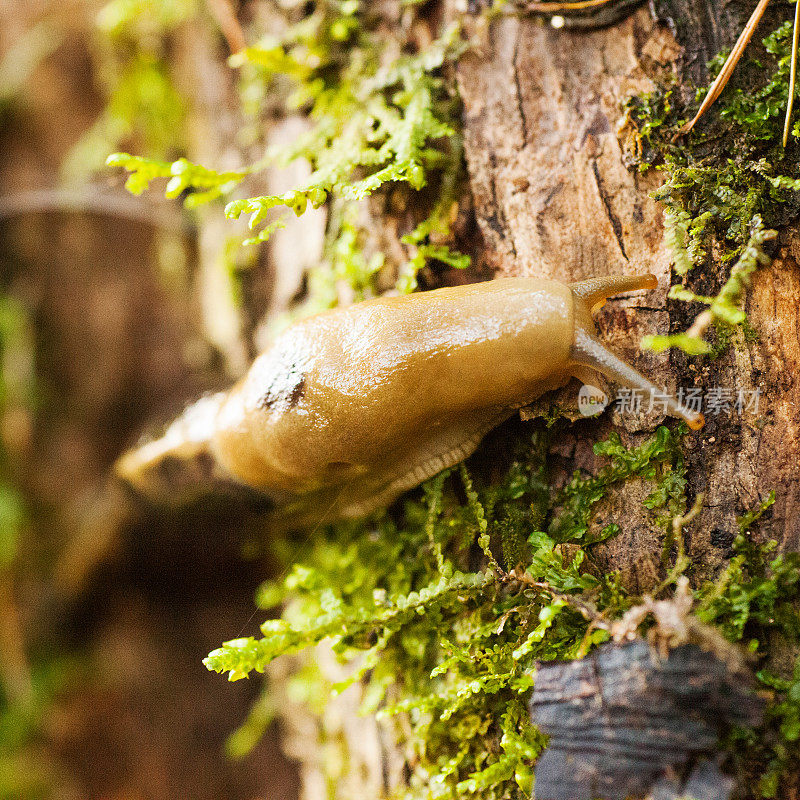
<box><xmin>116</xmin><ymin>273</ymin><xmax>703</xmax><ymax>528</ymax></box>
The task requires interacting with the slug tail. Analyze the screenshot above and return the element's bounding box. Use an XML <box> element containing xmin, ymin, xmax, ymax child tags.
<box><xmin>114</xmin><ymin>393</ymin><xmax>233</xmax><ymax>503</ymax></box>
<box><xmin>571</xmin><ymin>273</ymin><xmax>658</xmax><ymax>312</ymax></box>
<box><xmin>571</xmin><ymin>329</ymin><xmax>704</xmax><ymax>430</ymax></box>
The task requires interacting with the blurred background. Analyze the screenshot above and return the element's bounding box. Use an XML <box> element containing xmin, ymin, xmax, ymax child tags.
<box><xmin>0</xmin><ymin>1</ymin><xmax>308</xmax><ymax>797</ymax></box>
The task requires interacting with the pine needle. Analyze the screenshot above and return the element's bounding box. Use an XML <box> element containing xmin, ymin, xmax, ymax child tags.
<box><xmin>783</xmin><ymin>0</ymin><xmax>800</xmax><ymax>147</ymax></box>
<box><xmin>522</xmin><ymin>0</ymin><xmax>616</xmax><ymax>11</ymax></box>
<box><xmin>675</xmin><ymin>0</ymin><xmax>772</xmax><ymax>139</ymax></box>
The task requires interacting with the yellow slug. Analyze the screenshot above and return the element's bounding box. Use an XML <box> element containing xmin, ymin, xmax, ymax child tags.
<box><xmin>115</xmin><ymin>274</ymin><xmax>703</xmax><ymax>527</ymax></box>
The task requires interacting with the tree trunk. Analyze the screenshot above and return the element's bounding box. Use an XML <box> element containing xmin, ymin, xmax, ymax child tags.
<box><xmin>457</xmin><ymin>0</ymin><xmax>799</xmax><ymax>592</ymax></box>
<box><xmin>7</xmin><ymin>1</ymin><xmax>793</xmax><ymax>797</ymax></box>
<box><xmin>285</xmin><ymin>3</ymin><xmax>800</xmax><ymax>798</ymax></box>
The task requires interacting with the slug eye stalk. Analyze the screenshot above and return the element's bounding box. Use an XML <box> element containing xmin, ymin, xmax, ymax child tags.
<box><xmin>571</xmin><ymin>273</ymin><xmax>658</xmax><ymax>312</ymax></box>
<box><xmin>571</xmin><ymin>329</ymin><xmax>705</xmax><ymax>430</ymax></box>
<box><xmin>570</xmin><ymin>274</ymin><xmax>705</xmax><ymax>431</ymax></box>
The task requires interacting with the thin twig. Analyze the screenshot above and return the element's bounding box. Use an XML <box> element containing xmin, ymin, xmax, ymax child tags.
<box><xmin>783</xmin><ymin>0</ymin><xmax>800</xmax><ymax>147</ymax></box>
<box><xmin>685</xmin><ymin>308</ymin><xmax>713</xmax><ymax>340</ymax></box>
<box><xmin>521</xmin><ymin>0</ymin><xmax>615</xmax><ymax>12</ymax></box>
<box><xmin>0</xmin><ymin>187</ymin><xmax>188</xmax><ymax>232</ymax></box>
<box><xmin>509</xmin><ymin>569</ymin><xmax>609</xmax><ymax>628</ymax></box>
<box><xmin>672</xmin><ymin>492</ymin><xmax>705</xmax><ymax>545</ymax></box>
<box><xmin>675</xmin><ymin>0</ymin><xmax>772</xmax><ymax>139</ymax></box>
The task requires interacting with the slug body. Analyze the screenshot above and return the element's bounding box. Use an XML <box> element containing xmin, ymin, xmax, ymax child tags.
<box><xmin>116</xmin><ymin>274</ymin><xmax>703</xmax><ymax>527</ymax></box>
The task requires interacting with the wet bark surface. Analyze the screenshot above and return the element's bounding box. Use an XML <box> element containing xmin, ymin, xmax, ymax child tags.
<box><xmin>454</xmin><ymin>9</ymin><xmax>800</xmax><ymax>794</ymax></box>
<box><xmin>457</xmin><ymin>0</ymin><xmax>800</xmax><ymax>591</ymax></box>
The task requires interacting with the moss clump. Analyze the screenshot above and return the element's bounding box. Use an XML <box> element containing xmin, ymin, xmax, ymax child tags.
<box><xmin>62</xmin><ymin>0</ymin><xmax>193</xmax><ymax>183</ymax></box>
<box><xmin>200</xmin><ymin>421</ymin><xmax>800</xmax><ymax>799</ymax></box>
<box><xmin>626</xmin><ymin>19</ymin><xmax>800</xmax><ymax>355</ymax></box>
<box><xmin>204</xmin><ymin>426</ymin><xmax>692</xmax><ymax>799</ymax></box>
<box><xmin>695</xmin><ymin>521</ymin><xmax>800</xmax><ymax>798</ymax></box>
<box><xmin>108</xmin><ymin>1</ymin><xmax>469</xmax><ymax>307</ymax></box>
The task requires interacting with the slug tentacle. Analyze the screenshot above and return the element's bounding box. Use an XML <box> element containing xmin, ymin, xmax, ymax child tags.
<box><xmin>115</xmin><ymin>393</ymin><xmax>249</xmax><ymax>504</ymax></box>
<box><xmin>571</xmin><ymin>273</ymin><xmax>658</xmax><ymax>312</ymax></box>
<box><xmin>570</xmin><ymin>328</ymin><xmax>705</xmax><ymax>430</ymax></box>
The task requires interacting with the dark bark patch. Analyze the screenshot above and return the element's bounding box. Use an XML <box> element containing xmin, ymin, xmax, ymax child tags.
<box><xmin>529</xmin><ymin>638</ymin><xmax>764</xmax><ymax>800</ymax></box>
<box><xmin>710</xmin><ymin>526</ymin><xmax>736</xmax><ymax>555</ymax></box>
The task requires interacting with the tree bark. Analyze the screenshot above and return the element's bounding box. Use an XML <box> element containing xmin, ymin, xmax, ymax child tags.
<box><xmin>457</xmin><ymin>0</ymin><xmax>800</xmax><ymax>593</ymax></box>
<box><xmin>8</xmin><ymin>1</ymin><xmax>794</xmax><ymax>797</ymax></box>
<box><xmin>529</xmin><ymin>637</ymin><xmax>763</xmax><ymax>800</ymax></box>
<box><xmin>269</xmin><ymin>4</ymin><xmax>800</xmax><ymax>799</ymax></box>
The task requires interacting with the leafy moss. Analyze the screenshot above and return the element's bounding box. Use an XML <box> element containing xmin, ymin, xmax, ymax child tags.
<box><xmin>63</xmin><ymin>2</ymin><xmax>191</xmax><ymax>182</ymax></box>
<box><xmin>693</xmin><ymin>494</ymin><xmax>800</xmax><ymax>798</ymax></box>
<box><xmin>202</xmin><ymin>405</ymin><xmax>800</xmax><ymax>799</ymax></box>
<box><xmin>737</xmin><ymin>490</ymin><xmax>777</xmax><ymax>534</ymax></box>
<box><xmin>224</xmin><ymin>21</ymin><xmax>463</xmax><ymax>218</ymax></box>
<box><xmin>754</xmin><ymin>657</ymin><xmax>800</xmax><ymax>797</ymax></box>
<box><xmin>205</xmin><ymin>425</ymin><xmax>703</xmax><ymax>799</ymax></box>
<box><xmin>695</xmin><ymin>535</ymin><xmax>799</xmax><ymax>646</ymax></box>
<box><xmin>549</xmin><ymin>424</ymin><xmax>687</xmax><ymax>544</ymax></box>
<box><xmin>626</xmin><ymin>20</ymin><xmax>800</xmax><ymax>355</ymax></box>
<box><xmin>104</xmin><ymin>153</ymin><xmax>251</xmax><ymax>206</ymax></box>
<box><xmin>642</xmin><ymin>331</ymin><xmax>713</xmax><ymax>355</ymax></box>
<box><xmin>107</xmin><ymin>1</ymin><xmax>469</xmax><ymax>303</ymax></box>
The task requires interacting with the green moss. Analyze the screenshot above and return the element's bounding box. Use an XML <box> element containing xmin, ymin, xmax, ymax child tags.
<box><xmin>205</xmin><ymin>426</ymin><xmax>708</xmax><ymax>798</ymax></box>
<box><xmin>626</xmin><ymin>19</ymin><xmax>800</xmax><ymax>356</ymax></box>
<box><xmin>108</xmin><ymin>1</ymin><xmax>469</xmax><ymax>304</ymax></box>
<box><xmin>201</xmin><ymin>407</ymin><xmax>800</xmax><ymax>799</ymax></box>
<box><xmin>63</xmin><ymin>2</ymin><xmax>191</xmax><ymax>182</ymax></box>
<box><xmin>753</xmin><ymin>657</ymin><xmax>800</xmax><ymax>797</ymax></box>
<box><xmin>695</xmin><ymin>518</ymin><xmax>800</xmax><ymax>798</ymax></box>
<box><xmin>549</xmin><ymin>424</ymin><xmax>687</xmax><ymax>544</ymax></box>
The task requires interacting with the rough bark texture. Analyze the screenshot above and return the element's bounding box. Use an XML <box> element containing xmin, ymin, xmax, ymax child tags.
<box><xmin>529</xmin><ymin>638</ymin><xmax>763</xmax><ymax>800</ymax></box>
<box><xmin>456</xmin><ymin>0</ymin><xmax>800</xmax><ymax>592</ymax></box>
